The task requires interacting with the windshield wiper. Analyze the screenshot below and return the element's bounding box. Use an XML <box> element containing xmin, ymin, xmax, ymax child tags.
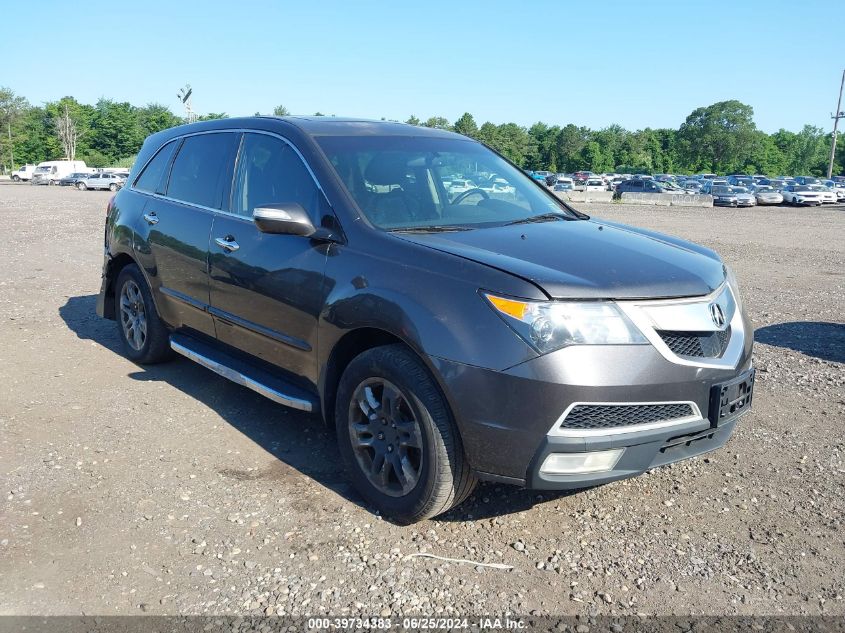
<box><xmin>389</xmin><ymin>225</ymin><xmax>473</xmax><ymax>233</ymax></box>
<box><xmin>505</xmin><ymin>212</ymin><xmax>574</xmax><ymax>226</ymax></box>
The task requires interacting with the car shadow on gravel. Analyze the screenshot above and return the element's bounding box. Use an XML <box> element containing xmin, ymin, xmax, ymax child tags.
<box><xmin>59</xmin><ymin>294</ymin><xmax>366</xmax><ymax>507</ymax></box>
<box><xmin>60</xmin><ymin>294</ymin><xmax>587</xmax><ymax>522</ymax></box>
<box><xmin>755</xmin><ymin>321</ymin><xmax>845</xmax><ymax>364</ymax></box>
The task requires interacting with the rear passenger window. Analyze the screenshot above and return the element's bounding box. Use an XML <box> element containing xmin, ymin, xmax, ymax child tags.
<box><xmin>134</xmin><ymin>140</ymin><xmax>177</xmax><ymax>194</ymax></box>
<box><xmin>166</xmin><ymin>133</ymin><xmax>239</xmax><ymax>209</ymax></box>
<box><xmin>231</xmin><ymin>133</ymin><xmax>324</xmax><ymax>219</ymax></box>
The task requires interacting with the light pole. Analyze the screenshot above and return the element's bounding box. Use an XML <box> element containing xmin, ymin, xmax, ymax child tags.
<box><xmin>827</xmin><ymin>69</ymin><xmax>844</xmax><ymax>179</ymax></box>
<box><xmin>177</xmin><ymin>84</ymin><xmax>196</xmax><ymax>123</ymax></box>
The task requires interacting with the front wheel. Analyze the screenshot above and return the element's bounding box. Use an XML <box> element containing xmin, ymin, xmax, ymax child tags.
<box><xmin>11</xmin><ymin>175</ymin><xmax>20</xmax><ymax>182</ymax></box>
<box><xmin>77</xmin><ymin>182</ymin><xmax>87</xmax><ymax>190</ymax></box>
<box><xmin>114</xmin><ymin>264</ymin><xmax>173</xmax><ymax>364</ymax></box>
<box><xmin>109</xmin><ymin>183</ymin><xmax>117</xmax><ymax>191</ymax></box>
<box><xmin>335</xmin><ymin>345</ymin><xmax>476</xmax><ymax>524</ymax></box>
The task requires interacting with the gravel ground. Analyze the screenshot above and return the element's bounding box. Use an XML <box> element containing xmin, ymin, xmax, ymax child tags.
<box><xmin>0</xmin><ymin>184</ymin><xmax>843</xmax><ymax>617</ymax></box>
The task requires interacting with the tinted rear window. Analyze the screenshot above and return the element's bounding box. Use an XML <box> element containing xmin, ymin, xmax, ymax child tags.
<box><xmin>165</xmin><ymin>133</ymin><xmax>240</xmax><ymax>209</ymax></box>
<box><xmin>135</xmin><ymin>140</ymin><xmax>178</xmax><ymax>194</ymax></box>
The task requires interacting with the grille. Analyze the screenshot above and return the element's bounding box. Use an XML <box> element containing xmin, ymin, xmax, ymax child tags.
<box><xmin>657</xmin><ymin>328</ymin><xmax>730</xmax><ymax>358</ymax></box>
<box><xmin>560</xmin><ymin>403</ymin><xmax>696</xmax><ymax>431</ymax></box>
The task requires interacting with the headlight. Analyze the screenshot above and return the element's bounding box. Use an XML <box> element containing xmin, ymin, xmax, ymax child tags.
<box><xmin>483</xmin><ymin>293</ymin><xmax>647</xmax><ymax>353</ymax></box>
<box><xmin>724</xmin><ymin>265</ymin><xmax>744</xmax><ymax>313</ymax></box>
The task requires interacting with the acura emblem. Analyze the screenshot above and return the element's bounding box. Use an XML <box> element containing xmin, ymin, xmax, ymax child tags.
<box><xmin>710</xmin><ymin>303</ymin><xmax>726</xmax><ymax>327</ymax></box>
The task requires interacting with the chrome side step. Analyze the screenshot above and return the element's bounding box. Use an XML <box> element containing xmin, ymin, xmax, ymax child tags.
<box><xmin>170</xmin><ymin>334</ymin><xmax>317</xmax><ymax>413</ymax></box>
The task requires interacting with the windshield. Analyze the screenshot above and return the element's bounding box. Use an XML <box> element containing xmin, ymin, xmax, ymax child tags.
<box><xmin>730</xmin><ymin>187</ymin><xmax>750</xmax><ymax>193</ymax></box>
<box><xmin>756</xmin><ymin>186</ymin><xmax>775</xmax><ymax>192</ymax></box>
<box><xmin>317</xmin><ymin>135</ymin><xmax>578</xmax><ymax>230</ymax></box>
<box><xmin>712</xmin><ymin>187</ymin><xmax>732</xmax><ymax>194</ymax></box>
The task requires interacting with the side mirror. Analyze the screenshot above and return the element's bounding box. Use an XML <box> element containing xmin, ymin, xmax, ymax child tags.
<box><xmin>253</xmin><ymin>203</ymin><xmax>318</xmax><ymax>237</ymax></box>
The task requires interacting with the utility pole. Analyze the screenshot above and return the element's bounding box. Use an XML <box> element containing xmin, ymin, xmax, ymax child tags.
<box><xmin>177</xmin><ymin>84</ymin><xmax>196</xmax><ymax>123</ymax></box>
<box><xmin>827</xmin><ymin>68</ymin><xmax>845</xmax><ymax>179</ymax></box>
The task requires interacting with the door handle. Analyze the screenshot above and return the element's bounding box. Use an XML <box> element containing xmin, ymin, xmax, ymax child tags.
<box><xmin>214</xmin><ymin>236</ymin><xmax>240</xmax><ymax>252</ymax></box>
<box><xmin>143</xmin><ymin>212</ymin><xmax>159</xmax><ymax>225</ymax></box>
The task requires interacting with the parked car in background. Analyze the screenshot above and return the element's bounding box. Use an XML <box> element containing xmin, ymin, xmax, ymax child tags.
<box><xmin>794</xmin><ymin>176</ymin><xmax>819</xmax><ymax>186</ymax></box>
<box><xmin>58</xmin><ymin>172</ymin><xmax>93</xmax><ymax>187</ymax></box>
<box><xmin>77</xmin><ymin>172</ymin><xmax>125</xmax><ymax>191</ymax></box>
<box><xmin>11</xmin><ymin>164</ymin><xmax>36</xmax><ymax>181</ymax></box>
<box><xmin>614</xmin><ymin>179</ymin><xmax>666</xmax><ymax>197</ymax></box>
<box><xmin>682</xmin><ymin>180</ymin><xmax>702</xmax><ymax>193</ymax></box>
<box><xmin>822</xmin><ymin>179</ymin><xmax>845</xmax><ymax>201</ymax></box>
<box><xmin>31</xmin><ymin>160</ymin><xmax>89</xmax><ymax>185</ymax></box>
<box><xmin>726</xmin><ymin>175</ymin><xmax>754</xmax><ymax>188</ymax></box>
<box><xmin>552</xmin><ymin>177</ymin><xmax>573</xmax><ymax>191</ymax></box>
<box><xmin>710</xmin><ymin>186</ymin><xmax>741</xmax><ymax>207</ymax></box>
<box><xmin>729</xmin><ymin>187</ymin><xmax>756</xmax><ymax>207</ymax></box>
<box><xmin>808</xmin><ymin>184</ymin><xmax>838</xmax><ymax>204</ymax></box>
<box><xmin>781</xmin><ymin>185</ymin><xmax>822</xmax><ymax>206</ymax></box>
<box><xmin>447</xmin><ymin>179</ymin><xmax>474</xmax><ymax>197</ymax></box>
<box><xmin>583</xmin><ymin>178</ymin><xmax>606</xmax><ymax>192</ymax></box>
<box><xmin>751</xmin><ymin>185</ymin><xmax>783</xmax><ymax>205</ymax></box>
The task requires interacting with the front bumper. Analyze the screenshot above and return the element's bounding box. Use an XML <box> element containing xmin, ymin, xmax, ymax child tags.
<box><xmin>429</xmin><ymin>298</ymin><xmax>754</xmax><ymax>489</ymax></box>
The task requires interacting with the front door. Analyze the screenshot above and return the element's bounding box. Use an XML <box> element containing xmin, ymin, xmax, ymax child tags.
<box><xmin>208</xmin><ymin>132</ymin><xmax>332</xmax><ymax>384</ymax></box>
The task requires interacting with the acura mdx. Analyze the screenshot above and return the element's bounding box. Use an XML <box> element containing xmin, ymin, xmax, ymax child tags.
<box><xmin>96</xmin><ymin>117</ymin><xmax>754</xmax><ymax>523</ymax></box>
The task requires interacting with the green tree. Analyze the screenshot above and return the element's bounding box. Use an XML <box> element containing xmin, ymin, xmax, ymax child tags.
<box><xmin>137</xmin><ymin>103</ymin><xmax>182</xmax><ymax>137</ymax></box>
<box><xmin>422</xmin><ymin>116</ymin><xmax>452</xmax><ymax>131</ymax></box>
<box><xmin>88</xmin><ymin>99</ymin><xmax>143</xmax><ymax>164</ymax></box>
<box><xmin>453</xmin><ymin>112</ymin><xmax>478</xmax><ymax>139</ymax></box>
<box><xmin>554</xmin><ymin>124</ymin><xmax>589</xmax><ymax>172</ymax></box>
<box><xmin>273</xmin><ymin>104</ymin><xmax>290</xmax><ymax>116</ymax></box>
<box><xmin>405</xmin><ymin>115</ymin><xmax>421</xmax><ymax>126</ymax></box>
<box><xmin>678</xmin><ymin>100</ymin><xmax>757</xmax><ymax>173</ymax></box>
<box><xmin>196</xmin><ymin>112</ymin><xmax>228</xmax><ymax>121</ymax></box>
<box><xmin>0</xmin><ymin>87</ymin><xmax>29</xmax><ymax>172</ymax></box>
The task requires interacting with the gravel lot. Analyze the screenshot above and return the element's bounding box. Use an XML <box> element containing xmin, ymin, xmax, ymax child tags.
<box><xmin>0</xmin><ymin>183</ymin><xmax>843</xmax><ymax>617</ymax></box>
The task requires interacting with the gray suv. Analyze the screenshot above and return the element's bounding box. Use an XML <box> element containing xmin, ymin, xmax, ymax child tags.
<box><xmin>96</xmin><ymin>117</ymin><xmax>754</xmax><ymax>523</ymax></box>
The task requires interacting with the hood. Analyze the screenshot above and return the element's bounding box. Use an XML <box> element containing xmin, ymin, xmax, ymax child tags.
<box><xmin>395</xmin><ymin>219</ymin><xmax>725</xmax><ymax>299</ymax></box>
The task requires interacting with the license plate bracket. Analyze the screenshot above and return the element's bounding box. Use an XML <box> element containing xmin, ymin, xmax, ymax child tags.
<box><xmin>709</xmin><ymin>368</ymin><xmax>755</xmax><ymax>425</ymax></box>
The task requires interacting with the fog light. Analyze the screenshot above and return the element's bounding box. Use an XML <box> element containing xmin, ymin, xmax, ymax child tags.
<box><xmin>540</xmin><ymin>449</ymin><xmax>624</xmax><ymax>475</ymax></box>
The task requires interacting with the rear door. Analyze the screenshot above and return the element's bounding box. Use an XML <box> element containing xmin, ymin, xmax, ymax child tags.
<box><xmin>208</xmin><ymin>132</ymin><xmax>332</xmax><ymax>382</ymax></box>
<box><xmin>134</xmin><ymin>132</ymin><xmax>240</xmax><ymax>337</ymax></box>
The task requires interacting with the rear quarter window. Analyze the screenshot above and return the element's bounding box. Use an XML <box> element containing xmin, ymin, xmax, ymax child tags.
<box><xmin>134</xmin><ymin>140</ymin><xmax>178</xmax><ymax>194</ymax></box>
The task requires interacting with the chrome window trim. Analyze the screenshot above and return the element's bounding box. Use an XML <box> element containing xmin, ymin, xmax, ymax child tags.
<box><xmin>129</xmin><ymin>127</ymin><xmax>333</xmax><ymax>214</ymax></box>
<box><xmin>548</xmin><ymin>401</ymin><xmax>703</xmax><ymax>437</ymax></box>
<box><xmin>616</xmin><ymin>282</ymin><xmax>746</xmax><ymax>369</ymax></box>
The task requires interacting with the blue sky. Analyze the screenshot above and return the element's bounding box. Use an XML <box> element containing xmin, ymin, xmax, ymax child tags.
<box><xmin>2</xmin><ymin>0</ymin><xmax>841</xmax><ymax>133</ymax></box>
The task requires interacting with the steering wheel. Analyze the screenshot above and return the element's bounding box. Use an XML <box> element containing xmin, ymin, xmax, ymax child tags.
<box><xmin>452</xmin><ymin>188</ymin><xmax>490</xmax><ymax>205</ymax></box>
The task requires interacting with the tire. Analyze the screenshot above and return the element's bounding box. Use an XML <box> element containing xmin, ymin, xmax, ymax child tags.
<box><xmin>114</xmin><ymin>264</ymin><xmax>173</xmax><ymax>364</ymax></box>
<box><xmin>109</xmin><ymin>183</ymin><xmax>117</xmax><ymax>192</ymax></box>
<box><xmin>335</xmin><ymin>345</ymin><xmax>476</xmax><ymax>524</ymax></box>
<box><xmin>11</xmin><ymin>175</ymin><xmax>20</xmax><ymax>182</ymax></box>
<box><xmin>48</xmin><ymin>179</ymin><xmax>55</xmax><ymax>186</ymax></box>
<box><xmin>77</xmin><ymin>182</ymin><xmax>86</xmax><ymax>191</ymax></box>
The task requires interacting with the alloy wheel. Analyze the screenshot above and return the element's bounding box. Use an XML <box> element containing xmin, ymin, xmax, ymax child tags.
<box><xmin>348</xmin><ymin>378</ymin><xmax>424</xmax><ymax>497</ymax></box>
<box><xmin>119</xmin><ymin>279</ymin><xmax>147</xmax><ymax>351</ymax></box>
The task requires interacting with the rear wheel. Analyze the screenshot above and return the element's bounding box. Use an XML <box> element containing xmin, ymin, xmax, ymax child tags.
<box><xmin>114</xmin><ymin>264</ymin><xmax>173</xmax><ymax>364</ymax></box>
<box><xmin>11</xmin><ymin>175</ymin><xmax>20</xmax><ymax>182</ymax></box>
<box><xmin>109</xmin><ymin>183</ymin><xmax>117</xmax><ymax>192</ymax></box>
<box><xmin>335</xmin><ymin>345</ymin><xmax>476</xmax><ymax>524</ymax></box>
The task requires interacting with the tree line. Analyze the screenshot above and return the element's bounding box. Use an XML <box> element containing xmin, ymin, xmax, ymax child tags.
<box><xmin>0</xmin><ymin>87</ymin><xmax>841</xmax><ymax>177</ymax></box>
